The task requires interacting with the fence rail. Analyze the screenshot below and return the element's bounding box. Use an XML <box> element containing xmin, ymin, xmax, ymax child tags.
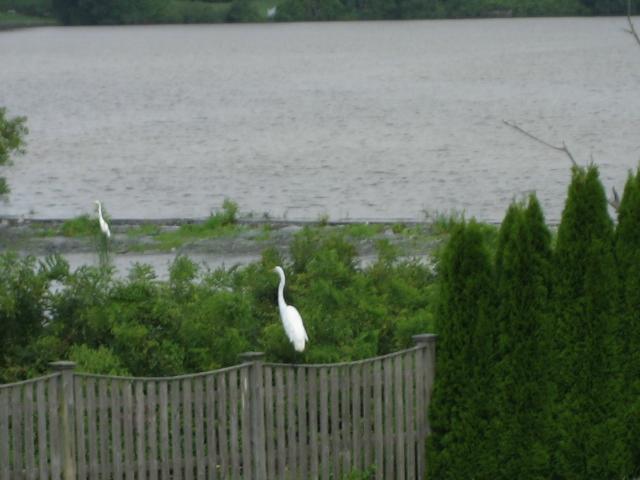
<box><xmin>0</xmin><ymin>334</ymin><xmax>436</xmax><ymax>480</ymax></box>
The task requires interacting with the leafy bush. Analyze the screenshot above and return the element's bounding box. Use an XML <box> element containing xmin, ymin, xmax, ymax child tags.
<box><xmin>0</xmin><ymin>107</ymin><xmax>27</xmax><ymax>196</ymax></box>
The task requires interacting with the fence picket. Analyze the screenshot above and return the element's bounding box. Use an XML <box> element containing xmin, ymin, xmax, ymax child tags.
<box><xmin>264</xmin><ymin>367</ymin><xmax>275</xmax><ymax>479</ymax></box>
<box><xmin>340</xmin><ymin>366</ymin><xmax>351</xmax><ymax>475</ymax></box>
<box><xmin>373</xmin><ymin>361</ymin><xmax>383</xmax><ymax>480</ymax></box>
<box><xmin>158</xmin><ymin>381</ymin><xmax>170</xmax><ymax>480</ymax></box>
<box><xmin>135</xmin><ymin>381</ymin><xmax>146</xmax><ymax>480</ymax></box>
<box><xmin>49</xmin><ymin>376</ymin><xmax>62</xmax><ymax>480</ymax></box>
<box><xmin>205</xmin><ymin>376</ymin><xmax>218</xmax><ymax>480</ymax></box>
<box><xmin>148</xmin><ymin>381</ymin><xmax>159</xmax><ymax>480</ymax></box>
<box><xmin>170</xmin><ymin>380</ymin><xmax>182</xmax><ymax>480</ymax></box>
<box><xmin>228</xmin><ymin>370</ymin><xmax>240</xmax><ymax>479</ymax></box>
<box><xmin>297</xmin><ymin>368</ymin><xmax>308</xmax><ymax>478</ymax></box>
<box><xmin>36</xmin><ymin>381</ymin><xmax>48</xmax><ymax>480</ymax></box>
<box><xmin>11</xmin><ymin>386</ymin><xmax>23</xmax><ymax>477</ymax></box>
<box><xmin>122</xmin><ymin>382</ymin><xmax>135</xmax><ymax>480</ymax></box>
<box><xmin>75</xmin><ymin>378</ymin><xmax>87</xmax><ymax>479</ymax></box>
<box><xmin>383</xmin><ymin>357</ymin><xmax>394</xmax><ymax>479</ymax></box>
<box><xmin>86</xmin><ymin>378</ymin><xmax>99</xmax><ymax>478</ymax></box>
<box><xmin>307</xmin><ymin>368</ymin><xmax>319</xmax><ymax>480</ymax></box>
<box><xmin>404</xmin><ymin>353</ymin><xmax>415</xmax><ymax>480</ymax></box>
<box><xmin>98</xmin><ymin>379</ymin><xmax>110</xmax><ymax>479</ymax></box>
<box><xmin>395</xmin><ymin>354</ymin><xmax>405</xmax><ymax>479</ymax></box>
<box><xmin>362</xmin><ymin>362</ymin><xmax>372</xmax><ymax>471</ymax></box>
<box><xmin>240</xmin><ymin>367</ymin><xmax>252</xmax><ymax>480</ymax></box>
<box><xmin>0</xmin><ymin>389</ymin><xmax>9</xmax><ymax>480</ymax></box>
<box><xmin>194</xmin><ymin>378</ymin><xmax>205</xmax><ymax>480</ymax></box>
<box><xmin>286</xmin><ymin>368</ymin><xmax>297</xmax><ymax>478</ymax></box>
<box><xmin>182</xmin><ymin>378</ymin><xmax>194</xmax><ymax>479</ymax></box>
<box><xmin>319</xmin><ymin>367</ymin><xmax>329</xmax><ymax>480</ymax></box>
<box><xmin>111</xmin><ymin>381</ymin><xmax>124</xmax><ymax>480</ymax></box>
<box><xmin>351</xmin><ymin>364</ymin><xmax>361</xmax><ymax>473</ymax></box>
<box><xmin>330</xmin><ymin>367</ymin><xmax>340</xmax><ymax>480</ymax></box>
<box><xmin>274</xmin><ymin>368</ymin><xmax>286</xmax><ymax>480</ymax></box>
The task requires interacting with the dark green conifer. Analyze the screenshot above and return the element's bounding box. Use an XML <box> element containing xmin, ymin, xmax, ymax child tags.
<box><xmin>614</xmin><ymin>167</ymin><xmax>640</xmax><ymax>474</ymax></box>
<box><xmin>552</xmin><ymin>165</ymin><xmax>629</xmax><ymax>478</ymax></box>
<box><xmin>427</xmin><ymin>220</ymin><xmax>496</xmax><ymax>479</ymax></box>
<box><xmin>492</xmin><ymin>195</ymin><xmax>552</xmax><ymax>480</ymax></box>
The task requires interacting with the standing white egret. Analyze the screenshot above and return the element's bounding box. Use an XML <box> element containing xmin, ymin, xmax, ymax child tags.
<box><xmin>273</xmin><ymin>266</ymin><xmax>308</xmax><ymax>352</ymax></box>
<box><xmin>94</xmin><ymin>200</ymin><xmax>111</xmax><ymax>238</ymax></box>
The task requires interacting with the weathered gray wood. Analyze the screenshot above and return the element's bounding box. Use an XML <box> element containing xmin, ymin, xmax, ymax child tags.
<box><xmin>158</xmin><ymin>381</ymin><xmax>170</xmax><ymax>480</ymax></box>
<box><xmin>404</xmin><ymin>353</ymin><xmax>415</xmax><ymax>480</ymax></box>
<box><xmin>228</xmin><ymin>370</ymin><xmax>240</xmax><ymax>479</ymax></box>
<box><xmin>424</xmin><ymin>337</ymin><xmax>437</xmax><ymax>434</ymax></box>
<box><xmin>373</xmin><ymin>361</ymin><xmax>383</xmax><ymax>480</ymax></box>
<box><xmin>340</xmin><ymin>366</ymin><xmax>351</xmax><ymax>475</ymax></box>
<box><xmin>11</xmin><ymin>385</ymin><xmax>24</xmax><ymax>477</ymax></box>
<box><xmin>98</xmin><ymin>379</ymin><xmax>110</xmax><ymax>479</ymax></box>
<box><xmin>122</xmin><ymin>382</ymin><xmax>135</xmax><ymax>480</ymax></box>
<box><xmin>0</xmin><ymin>389</ymin><xmax>9</xmax><ymax>480</ymax></box>
<box><xmin>24</xmin><ymin>384</ymin><xmax>35</xmax><ymax>479</ymax></box>
<box><xmin>330</xmin><ymin>367</ymin><xmax>340</xmax><ymax>480</ymax></box>
<box><xmin>49</xmin><ymin>376</ymin><xmax>62</xmax><ymax>480</ymax></box>
<box><xmin>36</xmin><ymin>381</ymin><xmax>48</xmax><ymax>480</ymax></box>
<box><xmin>307</xmin><ymin>368</ymin><xmax>319</xmax><ymax>480</ymax></box>
<box><xmin>193</xmin><ymin>379</ymin><xmax>205</xmax><ymax>480</ymax></box>
<box><xmin>216</xmin><ymin>373</ymin><xmax>229</xmax><ymax>479</ymax></box>
<box><xmin>170</xmin><ymin>380</ymin><xmax>182</xmax><ymax>480</ymax></box>
<box><xmin>240</xmin><ymin>367</ymin><xmax>251</xmax><ymax>480</ymax></box>
<box><xmin>351</xmin><ymin>364</ymin><xmax>361</xmax><ymax>472</ymax></box>
<box><xmin>274</xmin><ymin>368</ymin><xmax>286</xmax><ymax>480</ymax></box>
<box><xmin>147</xmin><ymin>381</ymin><xmax>158</xmax><ymax>480</ymax></box>
<box><xmin>383</xmin><ymin>358</ymin><xmax>394</xmax><ymax>480</ymax></box>
<box><xmin>263</xmin><ymin>367</ymin><xmax>275</xmax><ymax>480</ymax></box>
<box><xmin>182</xmin><ymin>379</ymin><xmax>194</xmax><ymax>479</ymax></box>
<box><xmin>286</xmin><ymin>368</ymin><xmax>297</xmax><ymax>478</ymax></box>
<box><xmin>111</xmin><ymin>381</ymin><xmax>124</xmax><ymax>480</ymax></box>
<box><xmin>362</xmin><ymin>362</ymin><xmax>372</xmax><ymax>470</ymax></box>
<box><xmin>50</xmin><ymin>362</ymin><xmax>77</xmax><ymax>480</ymax></box>
<box><xmin>297</xmin><ymin>368</ymin><xmax>308</xmax><ymax>478</ymax></box>
<box><xmin>395</xmin><ymin>354</ymin><xmax>405</xmax><ymax>479</ymax></box>
<box><xmin>74</xmin><ymin>379</ymin><xmax>87</xmax><ymax>479</ymax></box>
<box><xmin>414</xmin><ymin>349</ymin><xmax>426</xmax><ymax>479</ymax></box>
<box><xmin>85</xmin><ymin>379</ymin><xmax>99</xmax><ymax>478</ymax></box>
<box><xmin>135</xmin><ymin>381</ymin><xmax>146</xmax><ymax>480</ymax></box>
<box><xmin>205</xmin><ymin>376</ymin><xmax>218</xmax><ymax>480</ymax></box>
<box><xmin>319</xmin><ymin>368</ymin><xmax>329</xmax><ymax>480</ymax></box>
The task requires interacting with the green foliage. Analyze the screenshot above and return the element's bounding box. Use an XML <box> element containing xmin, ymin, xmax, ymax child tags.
<box><xmin>0</xmin><ymin>226</ymin><xmax>435</xmax><ymax>381</ymax></box>
<box><xmin>491</xmin><ymin>195</ymin><xmax>553</xmax><ymax>480</ymax></box>
<box><xmin>0</xmin><ymin>107</ymin><xmax>27</xmax><ymax>196</ymax></box>
<box><xmin>158</xmin><ymin>0</ymin><xmax>230</xmax><ymax>22</ymax></box>
<box><xmin>551</xmin><ymin>165</ymin><xmax>630</xmax><ymax>478</ymax></box>
<box><xmin>615</xmin><ymin>166</ymin><xmax>640</xmax><ymax>473</ymax></box>
<box><xmin>51</xmin><ymin>0</ymin><xmax>169</xmax><ymax>24</ymax></box>
<box><xmin>226</xmin><ymin>0</ymin><xmax>262</xmax><ymax>21</ymax></box>
<box><xmin>427</xmin><ymin>220</ymin><xmax>496</xmax><ymax>479</ymax></box>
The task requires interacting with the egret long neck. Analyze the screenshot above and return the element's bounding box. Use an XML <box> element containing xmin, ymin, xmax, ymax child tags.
<box><xmin>97</xmin><ymin>203</ymin><xmax>103</xmax><ymax>219</ymax></box>
<box><xmin>277</xmin><ymin>273</ymin><xmax>287</xmax><ymax>312</ymax></box>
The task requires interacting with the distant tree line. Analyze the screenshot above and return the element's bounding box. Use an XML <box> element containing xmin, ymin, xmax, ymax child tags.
<box><xmin>47</xmin><ymin>0</ymin><xmax>635</xmax><ymax>24</ymax></box>
<box><xmin>428</xmin><ymin>164</ymin><xmax>640</xmax><ymax>478</ymax></box>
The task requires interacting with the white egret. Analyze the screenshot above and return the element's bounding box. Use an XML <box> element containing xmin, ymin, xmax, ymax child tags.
<box><xmin>94</xmin><ymin>200</ymin><xmax>111</xmax><ymax>238</ymax></box>
<box><xmin>273</xmin><ymin>266</ymin><xmax>308</xmax><ymax>352</ymax></box>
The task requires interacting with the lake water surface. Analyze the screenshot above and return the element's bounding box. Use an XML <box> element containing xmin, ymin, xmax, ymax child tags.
<box><xmin>1</xmin><ymin>18</ymin><xmax>639</xmax><ymax>223</ymax></box>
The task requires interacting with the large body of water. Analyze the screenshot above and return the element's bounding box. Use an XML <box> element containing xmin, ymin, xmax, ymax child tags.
<box><xmin>1</xmin><ymin>18</ymin><xmax>639</xmax><ymax>223</ymax></box>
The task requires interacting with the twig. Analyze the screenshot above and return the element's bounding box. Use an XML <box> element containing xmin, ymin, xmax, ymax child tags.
<box><xmin>608</xmin><ymin>186</ymin><xmax>620</xmax><ymax>211</ymax></box>
<box><xmin>502</xmin><ymin>120</ymin><xmax>577</xmax><ymax>166</ymax></box>
<box><xmin>627</xmin><ymin>0</ymin><xmax>640</xmax><ymax>47</ymax></box>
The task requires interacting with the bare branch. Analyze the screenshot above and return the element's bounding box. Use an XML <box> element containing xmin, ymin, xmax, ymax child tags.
<box><xmin>628</xmin><ymin>0</ymin><xmax>640</xmax><ymax>47</ymax></box>
<box><xmin>503</xmin><ymin>120</ymin><xmax>577</xmax><ymax>166</ymax></box>
<box><xmin>608</xmin><ymin>186</ymin><xmax>621</xmax><ymax>211</ymax></box>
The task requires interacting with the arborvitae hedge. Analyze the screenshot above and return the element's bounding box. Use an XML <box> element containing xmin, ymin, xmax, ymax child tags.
<box><xmin>551</xmin><ymin>165</ymin><xmax>629</xmax><ymax>478</ymax></box>
<box><xmin>492</xmin><ymin>195</ymin><xmax>553</xmax><ymax>480</ymax></box>
<box><xmin>615</xmin><ymin>167</ymin><xmax>640</xmax><ymax>474</ymax></box>
<box><xmin>427</xmin><ymin>220</ymin><xmax>496</xmax><ymax>479</ymax></box>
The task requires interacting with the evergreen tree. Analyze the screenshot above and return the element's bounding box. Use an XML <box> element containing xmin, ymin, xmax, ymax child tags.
<box><xmin>492</xmin><ymin>196</ymin><xmax>552</xmax><ymax>480</ymax></box>
<box><xmin>427</xmin><ymin>220</ymin><xmax>496</xmax><ymax>479</ymax></box>
<box><xmin>551</xmin><ymin>165</ymin><xmax>630</xmax><ymax>478</ymax></box>
<box><xmin>614</xmin><ymin>167</ymin><xmax>640</xmax><ymax>474</ymax></box>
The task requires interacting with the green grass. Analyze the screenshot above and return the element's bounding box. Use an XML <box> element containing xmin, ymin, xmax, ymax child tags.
<box><xmin>126</xmin><ymin>224</ymin><xmax>162</xmax><ymax>238</ymax></box>
<box><xmin>340</xmin><ymin>223</ymin><xmax>384</xmax><ymax>239</ymax></box>
<box><xmin>60</xmin><ymin>215</ymin><xmax>100</xmax><ymax>237</ymax></box>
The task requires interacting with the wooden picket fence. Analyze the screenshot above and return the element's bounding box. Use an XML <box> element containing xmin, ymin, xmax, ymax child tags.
<box><xmin>0</xmin><ymin>334</ymin><xmax>436</xmax><ymax>480</ymax></box>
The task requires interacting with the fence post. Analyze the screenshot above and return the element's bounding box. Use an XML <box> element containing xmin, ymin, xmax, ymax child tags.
<box><xmin>49</xmin><ymin>361</ymin><xmax>77</xmax><ymax>480</ymax></box>
<box><xmin>412</xmin><ymin>334</ymin><xmax>437</xmax><ymax>416</ymax></box>
<box><xmin>239</xmin><ymin>351</ymin><xmax>267</xmax><ymax>479</ymax></box>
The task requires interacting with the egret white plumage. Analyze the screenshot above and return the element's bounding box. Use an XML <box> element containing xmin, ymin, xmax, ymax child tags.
<box><xmin>273</xmin><ymin>266</ymin><xmax>308</xmax><ymax>352</ymax></box>
<box><xmin>94</xmin><ymin>200</ymin><xmax>111</xmax><ymax>238</ymax></box>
